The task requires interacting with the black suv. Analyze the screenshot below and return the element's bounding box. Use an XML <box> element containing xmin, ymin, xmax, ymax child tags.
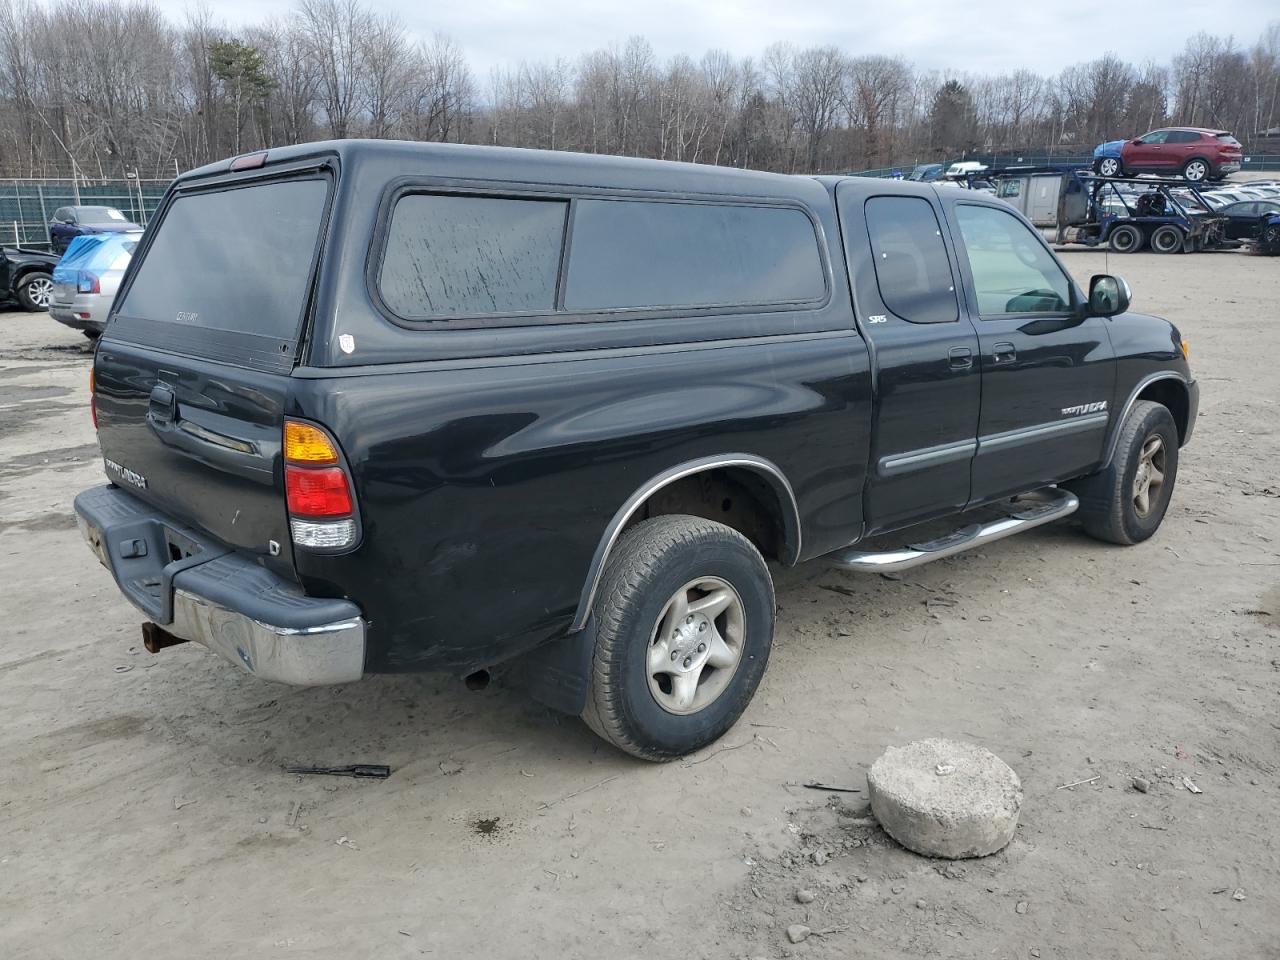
<box><xmin>1</xmin><ymin>246</ymin><xmax>59</xmax><ymax>311</ymax></box>
<box><xmin>75</xmin><ymin>141</ymin><xmax>1198</xmax><ymax>760</ymax></box>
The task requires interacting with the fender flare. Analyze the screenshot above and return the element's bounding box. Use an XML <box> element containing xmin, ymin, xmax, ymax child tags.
<box><xmin>1102</xmin><ymin>372</ymin><xmax>1189</xmax><ymax>467</ymax></box>
<box><xmin>568</xmin><ymin>454</ymin><xmax>802</xmax><ymax>633</ymax></box>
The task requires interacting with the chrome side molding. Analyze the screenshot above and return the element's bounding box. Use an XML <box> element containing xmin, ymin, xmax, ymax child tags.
<box><xmin>825</xmin><ymin>489</ymin><xmax>1079</xmax><ymax>573</ymax></box>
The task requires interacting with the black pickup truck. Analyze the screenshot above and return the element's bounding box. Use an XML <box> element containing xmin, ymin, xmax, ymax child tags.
<box><xmin>74</xmin><ymin>140</ymin><xmax>1197</xmax><ymax>760</ymax></box>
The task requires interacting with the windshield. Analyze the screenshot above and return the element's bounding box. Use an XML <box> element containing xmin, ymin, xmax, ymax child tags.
<box><xmin>78</xmin><ymin>207</ymin><xmax>128</xmax><ymax>225</ymax></box>
<box><xmin>117</xmin><ymin>177</ymin><xmax>328</xmax><ymax>340</ymax></box>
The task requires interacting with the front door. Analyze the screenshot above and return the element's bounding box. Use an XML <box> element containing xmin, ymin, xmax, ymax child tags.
<box><xmin>946</xmin><ymin>201</ymin><xmax>1116</xmax><ymax>504</ymax></box>
<box><xmin>1126</xmin><ymin>130</ymin><xmax>1171</xmax><ymax>171</ymax></box>
<box><xmin>837</xmin><ymin>182</ymin><xmax>981</xmax><ymax>534</ymax></box>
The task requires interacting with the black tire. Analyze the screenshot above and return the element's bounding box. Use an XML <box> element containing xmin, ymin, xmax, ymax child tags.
<box><xmin>1067</xmin><ymin>400</ymin><xmax>1179</xmax><ymax>546</ymax></box>
<box><xmin>582</xmin><ymin>515</ymin><xmax>775</xmax><ymax>761</ymax></box>
<box><xmin>1150</xmin><ymin>225</ymin><xmax>1184</xmax><ymax>254</ymax></box>
<box><xmin>15</xmin><ymin>272</ymin><xmax>52</xmax><ymax>311</ymax></box>
<box><xmin>1262</xmin><ymin>223</ymin><xmax>1280</xmax><ymax>254</ymax></box>
<box><xmin>1181</xmin><ymin>158</ymin><xmax>1209</xmax><ymax>182</ymax></box>
<box><xmin>1095</xmin><ymin>156</ymin><xmax>1123</xmax><ymax>178</ymax></box>
<box><xmin>1108</xmin><ymin>224</ymin><xmax>1143</xmax><ymax>254</ymax></box>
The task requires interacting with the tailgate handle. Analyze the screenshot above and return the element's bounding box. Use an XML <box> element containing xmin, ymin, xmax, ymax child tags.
<box><xmin>148</xmin><ymin>385</ymin><xmax>177</xmax><ymax>424</ymax></box>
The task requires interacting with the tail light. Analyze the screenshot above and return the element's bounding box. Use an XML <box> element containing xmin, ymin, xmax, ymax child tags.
<box><xmin>89</xmin><ymin>368</ymin><xmax>97</xmax><ymax>429</ymax></box>
<box><xmin>284</xmin><ymin>419</ymin><xmax>357</xmax><ymax>549</ymax></box>
<box><xmin>77</xmin><ymin>271</ymin><xmax>100</xmax><ymax>294</ymax></box>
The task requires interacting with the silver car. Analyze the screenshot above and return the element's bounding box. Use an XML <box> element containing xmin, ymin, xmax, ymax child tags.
<box><xmin>49</xmin><ymin>234</ymin><xmax>140</xmax><ymax>339</ymax></box>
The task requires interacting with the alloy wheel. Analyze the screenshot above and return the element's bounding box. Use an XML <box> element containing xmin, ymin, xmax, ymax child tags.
<box><xmin>1132</xmin><ymin>435</ymin><xmax>1166</xmax><ymax>518</ymax></box>
<box><xmin>27</xmin><ymin>276</ymin><xmax>52</xmax><ymax>308</ymax></box>
<box><xmin>646</xmin><ymin>576</ymin><xmax>745</xmax><ymax>715</ymax></box>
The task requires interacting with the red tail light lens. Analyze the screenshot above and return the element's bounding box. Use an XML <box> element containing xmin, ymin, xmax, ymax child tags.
<box><xmin>285</xmin><ymin>464</ymin><xmax>353</xmax><ymax>518</ymax></box>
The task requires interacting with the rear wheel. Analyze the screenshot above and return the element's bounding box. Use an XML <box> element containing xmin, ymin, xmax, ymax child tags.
<box><xmin>1068</xmin><ymin>400</ymin><xmax>1179</xmax><ymax>545</ymax></box>
<box><xmin>16</xmin><ymin>272</ymin><xmax>52</xmax><ymax>311</ymax></box>
<box><xmin>1181</xmin><ymin>158</ymin><xmax>1209</xmax><ymax>182</ymax></box>
<box><xmin>1108</xmin><ymin>224</ymin><xmax>1143</xmax><ymax>253</ymax></box>
<box><xmin>582</xmin><ymin>515</ymin><xmax>775</xmax><ymax>761</ymax></box>
<box><xmin>1150</xmin><ymin>225</ymin><xmax>1184</xmax><ymax>254</ymax></box>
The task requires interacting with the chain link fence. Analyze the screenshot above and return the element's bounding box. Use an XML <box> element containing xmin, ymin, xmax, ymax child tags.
<box><xmin>1</xmin><ymin>179</ymin><xmax>171</xmax><ymax>249</ymax></box>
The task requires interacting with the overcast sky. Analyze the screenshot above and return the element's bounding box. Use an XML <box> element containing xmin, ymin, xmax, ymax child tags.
<box><xmin>157</xmin><ymin>0</ymin><xmax>1276</xmax><ymax>80</ymax></box>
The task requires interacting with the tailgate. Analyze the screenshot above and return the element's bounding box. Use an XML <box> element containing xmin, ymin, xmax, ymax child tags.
<box><xmin>93</xmin><ymin>342</ymin><xmax>294</xmax><ymax>571</ymax></box>
<box><xmin>93</xmin><ymin>171</ymin><xmax>332</xmax><ymax>576</ymax></box>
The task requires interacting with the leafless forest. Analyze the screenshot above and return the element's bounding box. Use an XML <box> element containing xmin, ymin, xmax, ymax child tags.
<box><xmin>0</xmin><ymin>0</ymin><xmax>1277</xmax><ymax>179</ymax></box>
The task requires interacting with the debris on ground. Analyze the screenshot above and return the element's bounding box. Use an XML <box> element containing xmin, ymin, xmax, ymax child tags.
<box><xmin>867</xmin><ymin>738</ymin><xmax>1022</xmax><ymax>858</ymax></box>
<box><xmin>1132</xmin><ymin>777</ymin><xmax>1151</xmax><ymax>793</ymax></box>
<box><xmin>1182</xmin><ymin>776</ymin><xmax>1203</xmax><ymax>794</ymax></box>
<box><xmin>335</xmin><ymin>836</ymin><xmax>357</xmax><ymax>849</ymax></box>
<box><xmin>786</xmin><ymin>924</ymin><xmax>811</xmax><ymax>943</ymax></box>
<box><xmin>173</xmin><ymin>797</ymin><xmax>197</xmax><ymax>810</ymax></box>
<box><xmin>803</xmin><ymin>782</ymin><xmax>861</xmax><ymax>793</ymax></box>
<box><xmin>1016</xmin><ymin>900</ymin><xmax>1029</xmax><ymax>915</ymax></box>
<box><xmin>286</xmin><ymin>763</ymin><xmax>391</xmax><ymax>779</ymax></box>
<box><xmin>795</xmin><ymin>889</ymin><xmax>815</xmax><ymax>904</ymax></box>
<box><xmin>1232</xmin><ymin>888</ymin><xmax>1246</xmax><ymax>901</ymax></box>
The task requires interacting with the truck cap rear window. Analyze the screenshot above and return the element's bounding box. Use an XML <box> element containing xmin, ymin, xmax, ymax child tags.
<box><xmin>114</xmin><ymin>177</ymin><xmax>328</xmax><ymax>354</ymax></box>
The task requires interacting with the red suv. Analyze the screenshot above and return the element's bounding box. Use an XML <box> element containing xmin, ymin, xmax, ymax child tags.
<box><xmin>1118</xmin><ymin>128</ymin><xmax>1243</xmax><ymax>182</ymax></box>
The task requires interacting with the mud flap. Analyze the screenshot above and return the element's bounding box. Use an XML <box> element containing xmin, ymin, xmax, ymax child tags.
<box><xmin>516</xmin><ymin>616</ymin><xmax>598</xmax><ymax>716</ymax></box>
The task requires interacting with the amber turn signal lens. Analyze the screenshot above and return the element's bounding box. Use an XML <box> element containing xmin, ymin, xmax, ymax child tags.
<box><xmin>284</xmin><ymin>420</ymin><xmax>339</xmax><ymax>464</ymax></box>
<box><xmin>1180</xmin><ymin>339</ymin><xmax>1190</xmax><ymax>360</ymax></box>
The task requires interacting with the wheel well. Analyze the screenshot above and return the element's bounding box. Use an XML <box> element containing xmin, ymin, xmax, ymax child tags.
<box><xmin>628</xmin><ymin>467</ymin><xmax>792</xmax><ymax>563</ymax></box>
<box><xmin>15</xmin><ymin>266</ymin><xmax>49</xmax><ymax>284</ymax></box>
<box><xmin>1138</xmin><ymin>379</ymin><xmax>1190</xmax><ymax>444</ymax></box>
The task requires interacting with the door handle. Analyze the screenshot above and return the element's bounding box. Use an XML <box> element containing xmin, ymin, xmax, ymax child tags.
<box><xmin>947</xmin><ymin>346</ymin><xmax>973</xmax><ymax>369</ymax></box>
<box><xmin>992</xmin><ymin>342</ymin><xmax>1017</xmax><ymax>363</ymax></box>
<box><xmin>148</xmin><ymin>384</ymin><xmax>177</xmax><ymax>424</ymax></box>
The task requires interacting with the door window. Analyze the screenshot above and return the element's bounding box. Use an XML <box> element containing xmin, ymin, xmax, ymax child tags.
<box><xmin>1136</xmin><ymin>131</ymin><xmax>1170</xmax><ymax>145</ymax></box>
<box><xmin>954</xmin><ymin>204</ymin><xmax>1073</xmax><ymax>316</ymax></box>
<box><xmin>863</xmin><ymin>196</ymin><xmax>957</xmax><ymax>324</ymax></box>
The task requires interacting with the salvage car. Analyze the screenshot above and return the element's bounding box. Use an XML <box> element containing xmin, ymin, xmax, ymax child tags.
<box><xmin>49</xmin><ymin>232</ymin><xmax>140</xmax><ymax>338</ymax></box>
<box><xmin>1109</xmin><ymin>128</ymin><xmax>1243</xmax><ymax>182</ymax></box>
<box><xmin>0</xmin><ymin>245</ymin><xmax>59</xmax><ymax>311</ymax></box>
<box><xmin>48</xmin><ymin>205</ymin><xmax>141</xmax><ymax>254</ymax></box>
<box><xmin>1215</xmin><ymin>200</ymin><xmax>1280</xmax><ymax>241</ymax></box>
<box><xmin>74</xmin><ymin>141</ymin><xmax>1199</xmax><ymax>760</ymax></box>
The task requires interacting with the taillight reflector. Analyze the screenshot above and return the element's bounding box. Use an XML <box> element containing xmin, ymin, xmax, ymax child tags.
<box><xmin>285</xmin><ymin>420</ymin><xmax>340</xmax><ymax>463</ymax></box>
<box><xmin>285</xmin><ymin>464</ymin><xmax>353</xmax><ymax>518</ymax></box>
<box><xmin>89</xmin><ymin>368</ymin><xmax>97</xmax><ymax>429</ymax></box>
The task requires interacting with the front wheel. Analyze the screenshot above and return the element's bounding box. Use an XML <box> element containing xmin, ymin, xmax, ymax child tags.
<box><xmin>582</xmin><ymin>515</ymin><xmax>775</xmax><ymax>761</ymax></box>
<box><xmin>16</xmin><ymin>272</ymin><xmax>52</xmax><ymax>311</ymax></box>
<box><xmin>1068</xmin><ymin>400</ymin><xmax>1179</xmax><ymax>545</ymax></box>
<box><xmin>1096</xmin><ymin>156</ymin><xmax>1122</xmax><ymax>178</ymax></box>
<box><xmin>1181</xmin><ymin>158</ymin><xmax>1209</xmax><ymax>182</ymax></box>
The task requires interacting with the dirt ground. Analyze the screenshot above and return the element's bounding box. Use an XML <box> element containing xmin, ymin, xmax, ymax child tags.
<box><xmin>2</xmin><ymin>245</ymin><xmax>1278</xmax><ymax>960</ymax></box>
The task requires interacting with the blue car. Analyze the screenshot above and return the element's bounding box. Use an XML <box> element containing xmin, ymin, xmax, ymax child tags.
<box><xmin>1092</xmin><ymin>140</ymin><xmax>1126</xmax><ymax>177</ymax></box>
<box><xmin>48</xmin><ymin>205</ymin><xmax>141</xmax><ymax>255</ymax></box>
<box><xmin>1261</xmin><ymin>211</ymin><xmax>1280</xmax><ymax>255</ymax></box>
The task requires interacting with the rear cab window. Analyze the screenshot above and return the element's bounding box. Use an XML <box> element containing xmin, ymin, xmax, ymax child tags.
<box><xmin>111</xmin><ymin>174</ymin><xmax>331</xmax><ymax>371</ymax></box>
<box><xmin>863</xmin><ymin>196</ymin><xmax>958</xmax><ymax>324</ymax></box>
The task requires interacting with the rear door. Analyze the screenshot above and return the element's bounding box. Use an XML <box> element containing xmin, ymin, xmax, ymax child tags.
<box><xmin>94</xmin><ymin>168</ymin><xmax>333</xmax><ymax>575</ymax></box>
<box><xmin>836</xmin><ymin>183</ymin><xmax>980</xmax><ymax>533</ymax></box>
<box><xmin>945</xmin><ymin>200</ymin><xmax>1115</xmax><ymax>503</ymax></box>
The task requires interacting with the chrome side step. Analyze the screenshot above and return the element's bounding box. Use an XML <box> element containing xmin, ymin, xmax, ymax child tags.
<box><xmin>826</xmin><ymin>489</ymin><xmax>1079</xmax><ymax>573</ymax></box>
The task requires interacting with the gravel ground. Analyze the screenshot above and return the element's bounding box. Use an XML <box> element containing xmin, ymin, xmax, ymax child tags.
<box><xmin>1</xmin><ymin>245</ymin><xmax>1277</xmax><ymax>959</ymax></box>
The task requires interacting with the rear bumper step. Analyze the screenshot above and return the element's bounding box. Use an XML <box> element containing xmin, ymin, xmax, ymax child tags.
<box><xmin>825</xmin><ymin>489</ymin><xmax>1079</xmax><ymax>573</ymax></box>
<box><xmin>74</xmin><ymin>484</ymin><xmax>365</xmax><ymax>685</ymax></box>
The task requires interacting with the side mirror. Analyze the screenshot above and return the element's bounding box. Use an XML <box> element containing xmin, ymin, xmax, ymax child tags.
<box><xmin>1088</xmin><ymin>274</ymin><xmax>1131</xmax><ymax>317</ymax></box>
